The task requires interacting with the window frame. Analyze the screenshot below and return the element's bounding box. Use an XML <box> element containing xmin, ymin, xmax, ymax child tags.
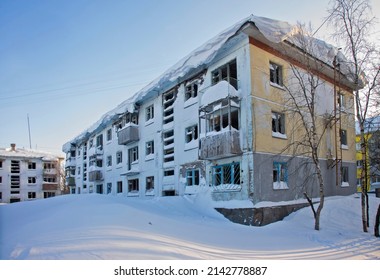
<box><xmin>272</xmin><ymin>111</ymin><xmax>286</xmax><ymax>137</ymax></box>
<box><xmin>146</xmin><ymin>176</ymin><xmax>154</xmax><ymax>192</ymax></box>
<box><xmin>186</xmin><ymin>169</ymin><xmax>200</xmax><ymax>186</ymax></box>
<box><xmin>146</xmin><ymin>140</ymin><xmax>154</xmax><ymax>156</ymax></box>
<box><xmin>116</xmin><ymin>151</ymin><xmax>123</xmax><ymax>165</ymax></box>
<box><xmin>273</xmin><ymin>161</ymin><xmax>288</xmax><ymax>189</ymax></box>
<box><xmin>106</xmin><ymin>155</ymin><xmax>112</xmax><ymax>167</ymax></box>
<box><xmin>212</xmin><ymin>162</ymin><xmax>240</xmax><ymax>186</ymax></box>
<box><xmin>117</xmin><ymin>181</ymin><xmax>123</xmax><ymax>193</ymax></box>
<box><xmin>341</xmin><ymin>166</ymin><xmax>349</xmax><ymax>187</ymax></box>
<box><xmin>146</xmin><ymin>104</ymin><xmax>154</xmax><ymax>122</ymax></box>
<box><xmin>106</xmin><ymin>128</ymin><xmax>112</xmax><ymax>141</ymax></box>
<box><xmin>269</xmin><ymin>61</ymin><xmax>283</xmax><ymax>86</ymax></box>
<box><xmin>185</xmin><ymin>82</ymin><xmax>198</xmax><ymax>101</ymax></box>
<box><xmin>340</xmin><ymin>129</ymin><xmax>348</xmax><ymax>146</ymax></box>
<box><xmin>28</xmin><ymin>176</ymin><xmax>37</xmax><ymax>184</ymax></box>
<box><xmin>185</xmin><ymin>125</ymin><xmax>198</xmax><ymax>143</ymax></box>
<box><xmin>128</xmin><ymin>178</ymin><xmax>139</xmax><ymax>193</ymax></box>
<box><xmin>211</xmin><ymin>59</ymin><xmax>238</xmax><ymax>90</ymax></box>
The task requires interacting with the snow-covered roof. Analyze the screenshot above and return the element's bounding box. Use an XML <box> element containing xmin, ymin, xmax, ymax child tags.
<box><xmin>0</xmin><ymin>146</ymin><xmax>63</xmax><ymax>161</ymax></box>
<box><xmin>63</xmin><ymin>14</ymin><xmax>359</xmax><ymax>151</ymax></box>
<box><xmin>200</xmin><ymin>81</ymin><xmax>240</xmax><ymax>108</ymax></box>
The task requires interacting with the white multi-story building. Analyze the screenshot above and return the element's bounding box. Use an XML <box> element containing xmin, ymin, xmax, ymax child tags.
<box><xmin>63</xmin><ymin>15</ymin><xmax>362</xmax><ymax>207</ymax></box>
<box><xmin>0</xmin><ymin>144</ymin><xmax>64</xmax><ymax>203</ymax></box>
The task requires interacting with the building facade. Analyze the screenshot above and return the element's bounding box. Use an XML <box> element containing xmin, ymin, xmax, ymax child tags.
<box><xmin>63</xmin><ymin>15</ymin><xmax>361</xmax><ymax>204</ymax></box>
<box><xmin>0</xmin><ymin>144</ymin><xmax>64</xmax><ymax>203</ymax></box>
<box><xmin>356</xmin><ymin>116</ymin><xmax>380</xmax><ymax>192</ymax></box>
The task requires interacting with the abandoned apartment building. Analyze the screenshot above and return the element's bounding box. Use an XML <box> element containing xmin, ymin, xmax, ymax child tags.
<box><xmin>62</xmin><ymin>15</ymin><xmax>360</xmax><ymax>223</ymax></box>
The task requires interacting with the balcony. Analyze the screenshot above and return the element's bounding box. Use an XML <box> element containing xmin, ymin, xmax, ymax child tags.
<box><xmin>89</xmin><ymin>170</ymin><xmax>103</xmax><ymax>182</ymax></box>
<box><xmin>66</xmin><ymin>177</ymin><xmax>76</xmax><ymax>186</ymax></box>
<box><xmin>65</xmin><ymin>157</ymin><xmax>76</xmax><ymax>167</ymax></box>
<box><xmin>199</xmin><ymin>130</ymin><xmax>242</xmax><ymax>160</ymax></box>
<box><xmin>42</xmin><ymin>183</ymin><xmax>58</xmax><ymax>191</ymax></box>
<box><xmin>117</xmin><ymin>124</ymin><xmax>139</xmax><ymax>145</ymax></box>
<box><xmin>44</xmin><ymin>169</ymin><xmax>57</xmax><ymax>175</ymax></box>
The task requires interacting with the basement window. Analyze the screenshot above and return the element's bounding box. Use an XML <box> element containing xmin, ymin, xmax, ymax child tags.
<box><xmin>273</xmin><ymin>162</ymin><xmax>288</xmax><ymax>189</ymax></box>
<box><xmin>186</xmin><ymin>169</ymin><xmax>200</xmax><ymax>186</ymax></box>
<box><xmin>212</xmin><ymin>162</ymin><xmax>240</xmax><ymax>186</ymax></box>
<box><xmin>341</xmin><ymin>166</ymin><xmax>349</xmax><ymax>187</ymax></box>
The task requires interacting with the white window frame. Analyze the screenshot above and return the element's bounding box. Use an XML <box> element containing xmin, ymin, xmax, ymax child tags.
<box><xmin>269</xmin><ymin>61</ymin><xmax>283</xmax><ymax>86</ymax></box>
<box><xmin>146</xmin><ymin>105</ymin><xmax>154</xmax><ymax>122</ymax></box>
<box><xmin>185</xmin><ymin>125</ymin><xmax>198</xmax><ymax>143</ymax></box>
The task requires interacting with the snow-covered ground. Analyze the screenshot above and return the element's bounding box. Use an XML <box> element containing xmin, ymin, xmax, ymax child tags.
<box><xmin>0</xmin><ymin>192</ymin><xmax>379</xmax><ymax>260</ymax></box>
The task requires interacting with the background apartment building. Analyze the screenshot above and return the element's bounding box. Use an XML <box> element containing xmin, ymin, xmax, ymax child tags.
<box><xmin>63</xmin><ymin>15</ymin><xmax>361</xmax><ymax>204</ymax></box>
<box><xmin>0</xmin><ymin>144</ymin><xmax>64</xmax><ymax>203</ymax></box>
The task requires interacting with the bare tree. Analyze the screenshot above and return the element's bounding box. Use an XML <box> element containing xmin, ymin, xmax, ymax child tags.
<box><xmin>328</xmin><ymin>0</ymin><xmax>380</xmax><ymax>232</ymax></box>
<box><xmin>280</xmin><ymin>25</ymin><xmax>337</xmax><ymax>230</ymax></box>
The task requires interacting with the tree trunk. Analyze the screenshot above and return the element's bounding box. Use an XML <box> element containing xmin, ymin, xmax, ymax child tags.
<box><xmin>314</xmin><ymin>161</ymin><xmax>325</xmax><ymax>231</ymax></box>
<box><xmin>360</xmin><ymin>126</ymin><xmax>369</xmax><ymax>232</ymax></box>
<box><xmin>375</xmin><ymin>203</ymin><xmax>380</xmax><ymax>237</ymax></box>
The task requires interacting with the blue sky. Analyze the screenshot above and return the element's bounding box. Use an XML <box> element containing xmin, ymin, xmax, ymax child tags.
<box><xmin>1</xmin><ymin>0</ymin><xmax>379</xmax><ymax>155</ymax></box>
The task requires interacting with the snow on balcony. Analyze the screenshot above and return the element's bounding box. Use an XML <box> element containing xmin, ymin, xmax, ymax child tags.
<box><xmin>200</xmin><ymin>80</ymin><xmax>239</xmax><ymax>108</ymax></box>
<box><xmin>117</xmin><ymin>123</ymin><xmax>139</xmax><ymax>145</ymax></box>
<box><xmin>199</xmin><ymin>129</ymin><xmax>242</xmax><ymax>160</ymax></box>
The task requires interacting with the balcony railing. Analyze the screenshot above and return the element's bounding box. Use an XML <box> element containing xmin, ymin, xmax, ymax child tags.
<box><xmin>42</xmin><ymin>183</ymin><xmax>58</xmax><ymax>191</ymax></box>
<box><xmin>199</xmin><ymin>130</ymin><xmax>242</xmax><ymax>160</ymax></box>
<box><xmin>117</xmin><ymin>124</ymin><xmax>139</xmax><ymax>145</ymax></box>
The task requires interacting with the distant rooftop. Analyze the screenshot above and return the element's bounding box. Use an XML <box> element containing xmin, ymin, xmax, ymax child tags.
<box><xmin>0</xmin><ymin>143</ymin><xmax>63</xmax><ymax>161</ymax></box>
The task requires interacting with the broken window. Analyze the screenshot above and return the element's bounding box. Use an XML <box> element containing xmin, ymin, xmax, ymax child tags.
<box><xmin>116</xmin><ymin>151</ymin><xmax>123</xmax><ymax>164</ymax></box>
<box><xmin>164</xmin><ymin>169</ymin><xmax>174</xmax><ymax>176</ymax></box>
<box><xmin>272</xmin><ymin>112</ymin><xmax>286</xmax><ymax>135</ymax></box>
<box><xmin>114</xmin><ymin>112</ymin><xmax>139</xmax><ymax>130</ymax></box>
<box><xmin>212</xmin><ymin>59</ymin><xmax>238</xmax><ymax>89</ymax></box>
<box><xmin>146</xmin><ymin>140</ymin><xmax>154</xmax><ymax>156</ymax></box>
<box><xmin>96</xmin><ymin>134</ymin><xmax>103</xmax><ymax>149</ymax></box>
<box><xmin>270</xmin><ymin>62</ymin><xmax>283</xmax><ymax>86</ymax></box>
<box><xmin>106</xmin><ymin>156</ymin><xmax>112</xmax><ymax>167</ymax></box>
<box><xmin>273</xmin><ymin>162</ymin><xmax>288</xmax><ymax>189</ymax></box>
<box><xmin>106</xmin><ymin>129</ymin><xmax>112</xmax><ymax>141</ymax></box>
<box><xmin>128</xmin><ymin>146</ymin><xmax>139</xmax><ymax>169</ymax></box>
<box><xmin>128</xmin><ymin>179</ymin><xmax>139</xmax><ymax>193</ymax></box>
<box><xmin>163</xmin><ymin>130</ymin><xmax>174</xmax><ymax>162</ymax></box>
<box><xmin>146</xmin><ymin>105</ymin><xmax>154</xmax><ymax>122</ymax></box>
<box><xmin>146</xmin><ymin>176</ymin><xmax>154</xmax><ymax>192</ymax></box>
<box><xmin>117</xmin><ymin>181</ymin><xmax>123</xmax><ymax>193</ymax></box>
<box><xmin>107</xmin><ymin>183</ymin><xmax>112</xmax><ymax>194</ymax></box>
<box><xmin>185</xmin><ymin>82</ymin><xmax>198</xmax><ymax>101</ymax></box>
<box><xmin>340</xmin><ymin>129</ymin><xmax>348</xmax><ymax>146</ymax></box>
<box><xmin>186</xmin><ymin>169</ymin><xmax>200</xmax><ymax>186</ymax></box>
<box><xmin>205</xmin><ymin>100</ymin><xmax>239</xmax><ymax>133</ymax></box>
<box><xmin>163</xmin><ymin>89</ymin><xmax>177</xmax><ymax>124</ymax></box>
<box><xmin>185</xmin><ymin>125</ymin><xmax>198</xmax><ymax>143</ymax></box>
<box><xmin>212</xmin><ymin>162</ymin><xmax>240</xmax><ymax>186</ymax></box>
<box><xmin>273</xmin><ymin>162</ymin><xmax>287</xmax><ymax>183</ymax></box>
<box><xmin>341</xmin><ymin>166</ymin><xmax>349</xmax><ymax>186</ymax></box>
